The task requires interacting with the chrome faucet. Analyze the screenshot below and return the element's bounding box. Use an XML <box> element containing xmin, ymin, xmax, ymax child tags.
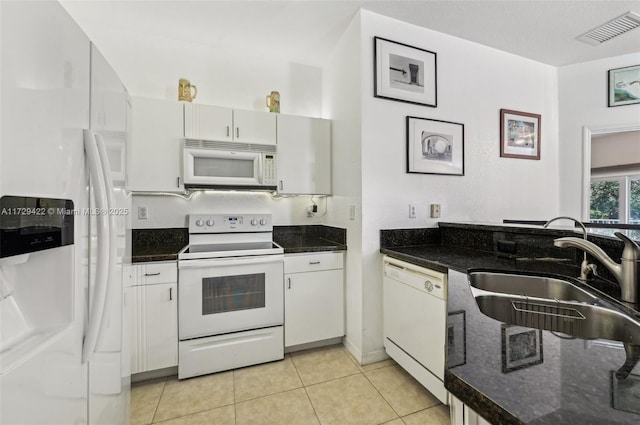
<box><xmin>554</xmin><ymin>231</ymin><xmax>640</xmax><ymax>304</ymax></box>
<box><xmin>543</xmin><ymin>216</ymin><xmax>597</xmax><ymax>280</ymax></box>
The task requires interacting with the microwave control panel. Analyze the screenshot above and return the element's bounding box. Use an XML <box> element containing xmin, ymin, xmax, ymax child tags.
<box><xmin>263</xmin><ymin>154</ymin><xmax>277</xmax><ymax>186</ymax></box>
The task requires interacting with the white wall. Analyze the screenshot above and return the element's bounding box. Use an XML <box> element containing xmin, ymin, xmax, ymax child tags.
<box><xmin>347</xmin><ymin>10</ymin><xmax>560</xmax><ymax>362</ymax></box>
<box><xmin>323</xmin><ymin>15</ymin><xmax>364</xmax><ymax>360</ymax></box>
<box><xmin>591</xmin><ymin>131</ymin><xmax>640</xmax><ymax>169</ymax></box>
<box><xmin>558</xmin><ymin>53</ymin><xmax>640</xmax><ymax>219</ymax></box>
<box><xmin>61</xmin><ymin>4</ymin><xmax>329</xmax><ymax>228</ymax></box>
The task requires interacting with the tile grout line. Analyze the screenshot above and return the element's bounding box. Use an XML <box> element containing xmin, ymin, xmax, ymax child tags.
<box><xmin>232</xmin><ymin>369</ymin><xmax>237</xmax><ymax>425</ymax></box>
<box><xmin>290</xmin><ymin>353</ymin><xmax>323</xmax><ymax>424</ymax></box>
<box><xmin>149</xmin><ymin>377</ymin><xmax>168</xmax><ymax>425</ymax></box>
<box><xmin>359</xmin><ymin>365</ymin><xmax>405</xmax><ymax>422</ymax></box>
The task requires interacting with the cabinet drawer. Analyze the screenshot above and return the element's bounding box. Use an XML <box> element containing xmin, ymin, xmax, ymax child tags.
<box><xmin>284</xmin><ymin>252</ymin><xmax>344</xmax><ymax>274</ymax></box>
<box><xmin>135</xmin><ymin>262</ymin><xmax>177</xmax><ymax>285</ymax></box>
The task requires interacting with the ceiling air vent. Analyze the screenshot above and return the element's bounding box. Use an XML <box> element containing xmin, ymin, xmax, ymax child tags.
<box><xmin>577</xmin><ymin>11</ymin><xmax>640</xmax><ymax>45</ymax></box>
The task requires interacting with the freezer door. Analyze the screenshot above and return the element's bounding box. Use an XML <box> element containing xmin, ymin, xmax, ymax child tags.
<box><xmin>0</xmin><ymin>1</ymin><xmax>91</xmax><ymax>424</ymax></box>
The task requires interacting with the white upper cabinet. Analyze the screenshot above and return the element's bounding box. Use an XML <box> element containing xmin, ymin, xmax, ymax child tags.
<box><xmin>129</xmin><ymin>97</ymin><xmax>184</xmax><ymax>192</ymax></box>
<box><xmin>233</xmin><ymin>109</ymin><xmax>276</xmax><ymax>145</ymax></box>
<box><xmin>184</xmin><ymin>104</ymin><xmax>276</xmax><ymax>145</ymax></box>
<box><xmin>276</xmin><ymin>114</ymin><xmax>331</xmax><ymax>195</ymax></box>
<box><xmin>90</xmin><ymin>46</ymin><xmax>127</xmax><ymax>132</ymax></box>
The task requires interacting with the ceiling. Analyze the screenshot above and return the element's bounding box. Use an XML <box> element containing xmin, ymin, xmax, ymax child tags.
<box><xmin>61</xmin><ymin>0</ymin><xmax>640</xmax><ymax>67</ymax></box>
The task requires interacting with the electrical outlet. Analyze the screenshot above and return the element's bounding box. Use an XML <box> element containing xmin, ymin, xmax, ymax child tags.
<box><xmin>409</xmin><ymin>204</ymin><xmax>417</xmax><ymax>218</ymax></box>
<box><xmin>430</xmin><ymin>204</ymin><xmax>441</xmax><ymax>218</ymax></box>
<box><xmin>138</xmin><ymin>206</ymin><xmax>148</xmax><ymax>220</ymax></box>
<box><xmin>349</xmin><ymin>205</ymin><xmax>356</xmax><ymax>220</ymax></box>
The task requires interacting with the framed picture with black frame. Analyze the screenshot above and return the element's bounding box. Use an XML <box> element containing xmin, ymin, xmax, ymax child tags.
<box><xmin>501</xmin><ymin>325</ymin><xmax>543</xmax><ymax>373</ymax></box>
<box><xmin>374</xmin><ymin>36</ymin><xmax>437</xmax><ymax>107</ymax></box>
<box><xmin>447</xmin><ymin>311</ymin><xmax>466</xmax><ymax>368</ymax></box>
<box><xmin>406</xmin><ymin>116</ymin><xmax>464</xmax><ymax>175</ymax></box>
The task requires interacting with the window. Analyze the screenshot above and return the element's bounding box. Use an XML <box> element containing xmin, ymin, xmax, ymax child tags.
<box><xmin>590</xmin><ymin>173</ymin><xmax>640</xmax><ymax>239</ymax></box>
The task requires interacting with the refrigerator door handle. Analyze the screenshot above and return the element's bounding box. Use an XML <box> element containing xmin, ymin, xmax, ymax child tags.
<box><xmin>94</xmin><ymin>133</ymin><xmax>119</xmax><ymax>350</ymax></box>
<box><xmin>82</xmin><ymin>129</ymin><xmax>111</xmax><ymax>363</ymax></box>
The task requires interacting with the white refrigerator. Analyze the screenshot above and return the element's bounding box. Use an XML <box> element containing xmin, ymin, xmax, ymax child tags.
<box><xmin>0</xmin><ymin>1</ymin><xmax>131</xmax><ymax>424</ymax></box>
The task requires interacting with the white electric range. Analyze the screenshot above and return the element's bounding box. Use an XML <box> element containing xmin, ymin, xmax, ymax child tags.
<box><xmin>177</xmin><ymin>214</ymin><xmax>284</xmax><ymax>379</ymax></box>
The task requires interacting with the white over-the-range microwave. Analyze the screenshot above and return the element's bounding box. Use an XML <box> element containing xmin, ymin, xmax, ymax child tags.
<box><xmin>183</xmin><ymin>139</ymin><xmax>277</xmax><ymax>190</ymax></box>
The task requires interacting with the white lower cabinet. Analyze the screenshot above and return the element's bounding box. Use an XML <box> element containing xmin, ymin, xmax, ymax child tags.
<box><xmin>284</xmin><ymin>252</ymin><xmax>344</xmax><ymax>347</ymax></box>
<box><xmin>450</xmin><ymin>395</ymin><xmax>493</xmax><ymax>425</ymax></box>
<box><xmin>128</xmin><ymin>262</ymin><xmax>178</xmax><ymax>374</ymax></box>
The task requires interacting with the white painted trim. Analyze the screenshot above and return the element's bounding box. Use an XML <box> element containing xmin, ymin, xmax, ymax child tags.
<box><xmin>581</xmin><ymin>123</ymin><xmax>640</xmax><ymax>221</ymax></box>
<box><xmin>342</xmin><ymin>336</ymin><xmax>363</xmax><ymax>364</ymax></box>
<box><xmin>362</xmin><ymin>347</ymin><xmax>390</xmax><ymax>365</ymax></box>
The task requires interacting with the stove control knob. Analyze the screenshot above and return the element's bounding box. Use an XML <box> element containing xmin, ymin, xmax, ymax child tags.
<box><xmin>206</xmin><ymin>219</ymin><xmax>215</xmax><ymax>226</ymax></box>
<box><xmin>259</xmin><ymin>218</ymin><xmax>267</xmax><ymax>226</ymax></box>
<box><xmin>195</xmin><ymin>219</ymin><xmax>204</xmax><ymax>227</ymax></box>
<box><xmin>250</xmin><ymin>219</ymin><xmax>258</xmax><ymax>226</ymax></box>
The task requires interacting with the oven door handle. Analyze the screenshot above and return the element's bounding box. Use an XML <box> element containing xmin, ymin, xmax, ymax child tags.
<box><xmin>178</xmin><ymin>255</ymin><xmax>284</xmax><ymax>269</ymax></box>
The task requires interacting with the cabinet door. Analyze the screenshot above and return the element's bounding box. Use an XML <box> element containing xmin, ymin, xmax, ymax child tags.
<box><xmin>233</xmin><ymin>109</ymin><xmax>277</xmax><ymax>145</ymax></box>
<box><xmin>184</xmin><ymin>103</ymin><xmax>233</xmax><ymax>141</ymax></box>
<box><xmin>276</xmin><ymin>114</ymin><xmax>331</xmax><ymax>195</ymax></box>
<box><xmin>144</xmin><ymin>282</ymin><xmax>178</xmax><ymax>371</ymax></box>
<box><xmin>90</xmin><ymin>45</ymin><xmax>127</xmax><ymax>132</ymax></box>
<box><xmin>129</xmin><ymin>97</ymin><xmax>184</xmax><ymax>192</ymax></box>
<box><xmin>284</xmin><ymin>269</ymin><xmax>344</xmax><ymax>347</ymax></box>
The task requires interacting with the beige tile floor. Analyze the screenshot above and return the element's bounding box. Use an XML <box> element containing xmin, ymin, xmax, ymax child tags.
<box><xmin>131</xmin><ymin>344</ymin><xmax>450</xmax><ymax>425</ymax></box>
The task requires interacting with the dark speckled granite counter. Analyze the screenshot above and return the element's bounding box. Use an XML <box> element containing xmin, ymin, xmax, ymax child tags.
<box><xmin>380</xmin><ymin>223</ymin><xmax>640</xmax><ymax>425</ymax></box>
<box><xmin>132</xmin><ymin>228</ymin><xmax>188</xmax><ymax>263</ymax></box>
<box><xmin>273</xmin><ymin>225</ymin><xmax>346</xmax><ymax>253</ymax></box>
<box><xmin>132</xmin><ymin>225</ymin><xmax>346</xmax><ymax>262</ymax></box>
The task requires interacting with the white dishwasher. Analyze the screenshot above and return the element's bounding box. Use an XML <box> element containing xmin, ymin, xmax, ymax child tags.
<box><xmin>383</xmin><ymin>256</ymin><xmax>448</xmax><ymax>404</ymax></box>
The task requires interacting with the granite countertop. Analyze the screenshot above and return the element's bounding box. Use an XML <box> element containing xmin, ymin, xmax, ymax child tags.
<box><xmin>273</xmin><ymin>225</ymin><xmax>347</xmax><ymax>254</ymax></box>
<box><xmin>381</xmin><ymin>243</ymin><xmax>640</xmax><ymax>425</ymax></box>
<box><xmin>132</xmin><ymin>228</ymin><xmax>188</xmax><ymax>263</ymax></box>
<box><xmin>131</xmin><ymin>225</ymin><xmax>347</xmax><ymax>262</ymax></box>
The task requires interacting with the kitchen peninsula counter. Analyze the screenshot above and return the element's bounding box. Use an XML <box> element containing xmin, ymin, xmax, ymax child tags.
<box><xmin>381</xmin><ymin>223</ymin><xmax>640</xmax><ymax>425</ymax></box>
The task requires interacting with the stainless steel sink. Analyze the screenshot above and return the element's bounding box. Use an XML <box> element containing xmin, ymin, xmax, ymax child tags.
<box><xmin>467</xmin><ymin>270</ymin><xmax>640</xmax><ymax>378</ymax></box>
<box><xmin>469</xmin><ymin>271</ymin><xmax>598</xmax><ymax>303</ymax></box>
<box><xmin>472</xmin><ymin>293</ymin><xmax>640</xmax><ymax>344</ymax></box>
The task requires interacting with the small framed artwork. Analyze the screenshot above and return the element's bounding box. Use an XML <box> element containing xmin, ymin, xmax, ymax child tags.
<box><xmin>374</xmin><ymin>36</ymin><xmax>437</xmax><ymax>107</ymax></box>
<box><xmin>447</xmin><ymin>311</ymin><xmax>466</xmax><ymax>368</ymax></box>
<box><xmin>501</xmin><ymin>325</ymin><xmax>543</xmax><ymax>373</ymax></box>
<box><xmin>406</xmin><ymin>116</ymin><xmax>464</xmax><ymax>175</ymax></box>
<box><xmin>608</xmin><ymin>64</ymin><xmax>640</xmax><ymax>107</ymax></box>
<box><xmin>500</xmin><ymin>109</ymin><xmax>541</xmax><ymax>160</ymax></box>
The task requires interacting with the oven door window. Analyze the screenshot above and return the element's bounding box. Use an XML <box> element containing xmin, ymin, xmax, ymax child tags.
<box><xmin>202</xmin><ymin>273</ymin><xmax>265</xmax><ymax>314</ymax></box>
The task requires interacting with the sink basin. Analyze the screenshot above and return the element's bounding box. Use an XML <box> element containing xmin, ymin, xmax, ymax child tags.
<box><xmin>473</xmin><ymin>294</ymin><xmax>640</xmax><ymax>344</ymax></box>
<box><xmin>468</xmin><ymin>271</ymin><xmax>640</xmax><ymax>344</ymax></box>
<box><xmin>469</xmin><ymin>271</ymin><xmax>598</xmax><ymax>303</ymax></box>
